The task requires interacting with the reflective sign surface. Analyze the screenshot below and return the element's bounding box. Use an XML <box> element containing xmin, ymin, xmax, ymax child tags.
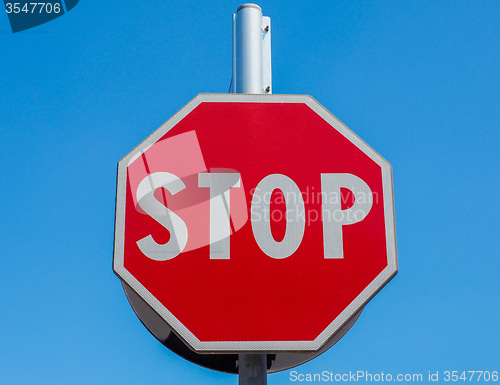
<box><xmin>114</xmin><ymin>94</ymin><xmax>397</xmax><ymax>352</ymax></box>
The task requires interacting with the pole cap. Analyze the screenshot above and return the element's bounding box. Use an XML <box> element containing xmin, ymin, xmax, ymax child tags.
<box><xmin>237</xmin><ymin>3</ymin><xmax>262</xmax><ymax>12</ymax></box>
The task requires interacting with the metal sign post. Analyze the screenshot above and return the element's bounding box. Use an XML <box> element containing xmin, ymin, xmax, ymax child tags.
<box><xmin>239</xmin><ymin>354</ymin><xmax>267</xmax><ymax>385</ymax></box>
<box><xmin>232</xmin><ymin>4</ymin><xmax>270</xmax><ymax>385</ymax></box>
<box><xmin>231</xmin><ymin>4</ymin><xmax>271</xmax><ymax>95</ymax></box>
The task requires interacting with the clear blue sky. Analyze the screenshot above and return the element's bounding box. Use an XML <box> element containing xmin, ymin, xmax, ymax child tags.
<box><xmin>1</xmin><ymin>1</ymin><xmax>499</xmax><ymax>384</ymax></box>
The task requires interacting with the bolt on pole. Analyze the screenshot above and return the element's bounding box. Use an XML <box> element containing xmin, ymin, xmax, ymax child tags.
<box><xmin>231</xmin><ymin>3</ymin><xmax>270</xmax><ymax>385</ymax></box>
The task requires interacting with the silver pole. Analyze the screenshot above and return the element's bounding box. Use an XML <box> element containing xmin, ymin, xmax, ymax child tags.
<box><xmin>231</xmin><ymin>4</ymin><xmax>271</xmax><ymax>94</ymax></box>
<box><xmin>232</xmin><ymin>3</ymin><xmax>270</xmax><ymax>384</ymax></box>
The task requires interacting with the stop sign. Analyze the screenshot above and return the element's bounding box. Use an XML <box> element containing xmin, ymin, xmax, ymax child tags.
<box><xmin>114</xmin><ymin>93</ymin><xmax>397</xmax><ymax>352</ymax></box>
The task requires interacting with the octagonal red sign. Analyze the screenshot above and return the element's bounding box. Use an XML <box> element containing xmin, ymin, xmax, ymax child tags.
<box><xmin>113</xmin><ymin>94</ymin><xmax>397</xmax><ymax>352</ymax></box>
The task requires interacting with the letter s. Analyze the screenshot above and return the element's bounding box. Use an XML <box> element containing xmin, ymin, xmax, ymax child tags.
<box><xmin>136</xmin><ymin>172</ymin><xmax>188</xmax><ymax>261</ymax></box>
